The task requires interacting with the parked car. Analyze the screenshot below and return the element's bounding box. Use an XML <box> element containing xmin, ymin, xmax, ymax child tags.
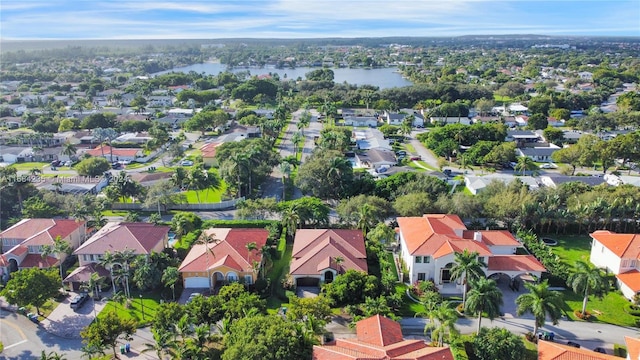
<box><xmin>26</xmin><ymin>312</ymin><xmax>39</xmax><ymax>324</ymax></box>
<box><xmin>539</xmin><ymin>163</ymin><xmax>557</xmax><ymax>169</ymax></box>
<box><xmin>593</xmin><ymin>347</ymin><xmax>606</xmax><ymax>354</ymax></box>
<box><xmin>70</xmin><ymin>293</ymin><xmax>89</xmax><ymax>310</ymax></box>
<box><xmin>186</xmin><ymin>292</ymin><xmax>202</xmax><ymax>304</ymax></box>
<box><xmin>567</xmin><ymin>341</ymin><xmax>580</xmax><ymax>348</ymax></box>
<box><xmin>396</xmin><ymin>150</ymin><xmax>407</xmax><ymax>156</ymax></box>
<box><xmin>51</xmin><ymin>160</ymin><xmax>62</xmax><ymax>167</ymax></box>
<box><xmin>410</xmin><ymin>156</ymin><xmax>422</xmax><ymax>161</ymax></box>
<box><xmin>180</xmin><ymin>160</ymin><xmax>194</xmax><ymax>166</ymax></box>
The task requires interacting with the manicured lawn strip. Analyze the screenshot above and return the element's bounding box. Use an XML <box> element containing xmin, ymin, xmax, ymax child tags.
<box><xmin>183</xmin><ymin>187</ymin><xmax>225</xmax><ymax>203</ymax></box>
<box><xmin>407</xmin><ymin>162</ymin><xmax>427</xmax><ymax>172</ymax></box>
<box><xmin>9</xmin><ymin>162</ymin><xmax>48</xmax><ymax>170</ymax></box>
<box><xmin>102</xmin><ymin>210</ymin><xmax>129</xmax><ymax>217</ymax></box>
<box><xmin>546</xmin><ymin>235</ymin><xmax>592</xmax><ymax>264</ymax></box>
<box><xmin>266</xmin><ymin>243</ymin><xmax>293</xmax><ymax>314</ymax></box>
<box><xmin>522</xmin><ymin>337</ymin><xmax>539</xmax><ymax>360</ymax></box>
<box><xmin>385</xmin><ymin>252</ymin><xmax>399</xmax><ymax>280</ymax></box>
<box><xmin>493</xmin><ymin>94</ymin><xmax>515</xmax><ymax>103</ymax></box>
<box><xmin>98</xmin><ymin>291</ymin><xmax>162</xmax><ymax>327</ymax></box>
<box><xmin>396</xmin><ymin>283</ymin><xmax>425</xmax><ymax>317</ymax></box>
<box><xmin>404</xmin><ymin>143</ymin><xmax>417</xmax><ymax>154</ymax></box>
<box><xmin>560</xmin><ymin>290</ymin><xmax>638</xmax><ymax>327</ymax></box>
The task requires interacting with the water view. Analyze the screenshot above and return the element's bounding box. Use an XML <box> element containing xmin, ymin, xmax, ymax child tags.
<box><xmin>157</xmin><ymin>62</ymin><xmax>412</xmax><ymax>89</ymax></box>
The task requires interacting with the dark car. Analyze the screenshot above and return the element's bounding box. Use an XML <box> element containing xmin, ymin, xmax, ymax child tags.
<box><xmin>410</xmin><ymin>156</ymin><xmax>422</xmax><ymax>161</ymax></box>
<box><xmin>593</xmin><ymin>347</ymin><xmax>606</xmax><ymax>354</ymax></box>
<box><xmin>70</xmin><ymin>293</ymin><xmax>89</xmax><ymax>310</ymax></box>
<box><xmin>567</xmin><ymin>341</ymin><xmax>580</xmax><ymax>348</ymax></box>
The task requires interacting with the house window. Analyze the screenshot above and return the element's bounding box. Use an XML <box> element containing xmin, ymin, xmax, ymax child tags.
<box><xmin>622</xmin><ymin>259</ymin><xmax>629</xmax><ymax>268</ymax></box>
<box><xmin>244</xmin><ymin>275</ymin><xmax>253</xmax><ymax>284</ymax></box>
<box><xmin>631</xmin><ymin>260</ymin><xmax>637</xmax><ymax>268</ymax></box>
<box><xmin>424</xmin><ymin>256</ymin><xmax>431</xmax><ymax>263</ymax></box>
<box><xmin>418</xmin><ymin>273</ymin><xmax>426</xmax><ymax>281</ymax></box>
<box><xmin>415</xmin><ymin>256</ymin><xmax>422</xmax><ymax>263</ymax></box>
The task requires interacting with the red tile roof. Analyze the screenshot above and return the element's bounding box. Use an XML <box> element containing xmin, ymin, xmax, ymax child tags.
<box><xmin>625</xmin><ymin>336</ymin><xmax>640</xmax><ymax>360</ymax></box>
<box><xmin>290</xmin><ymin>229</ymin><xmax>367</xmax><ymax>276</ymax></box>
<box><xmin>617</xmin><ymin>269</ymin><xmax>640</xmax><ymax>293</ymax></box>
<box><xmin>20</xmin><ymin>254</ymin><xmax>58</xmax><ymax>269</ymax></box>
<box><xmin>1</xmin><ymin>219</ymin><xmax>84</xmax><ymax>242</ymax></box>
<box><xmin>63</xmin><ymin>263</ymin><xmax>110</xmax><ymax>283</ymax></box>
<box><xmin>75</xmin><ymin>222</ymin><xmax>169</xmax><ymax>256</ymax></box>
<box><xmin>178</xmin><ymin>228</ymin><xmax>268</xmax><ymax>273</ymax></box>
<box><xmin>85</xmin><ymin>145</ymin><xmax>141</xmax><ymax>158</ymax></box>
<box><xmin>538</xmin><ymin>340</ymin><xmax>619</xmax><ymax>360</ymax></box>
<box><xmin>488</xmin><ymin>255</ymin><xmax>546</xmax><ymax>272</ymax></box>
<box><xmin>463</xmin><ymin>230</ymin><xmax>520</xmax><ymax>246</ymax></box>
<box><xmin>313</xmin><ymin>315</ymin><xmax>454</xmax><ymax>360</ymax></box>
<box><xmin>590</xmin><ymin>231</ymin><xmax>640</xmax><ymax>259</ymax></box>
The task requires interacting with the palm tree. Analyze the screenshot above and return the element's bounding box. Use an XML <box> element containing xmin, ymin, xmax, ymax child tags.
<box><xmin>291</xmin><ymin>131</ymin><xmax>304</xmax><ymax>158</ymax></box>
<box><xmin>142</xmin><ymin>327</ymin><xmax>176</xmax><ymax>360</ymax></box>
<box><xmin>245</xmin><ymin>241</ymin><xmax>258</xmax><ymax>275</ymax></box>
<box><xmin>40</xmin><ymin>351</ymin><xmax>68</xmax><ymax>360</ymax></box>
<box><xmin>465</xmin><ymin>278</ymin><xmax>503</xmax><ymax>333</ymax></box>
<box><xmin>279</xmin><ymin>162</ymin><xmax>291</xmax><ymax>201</ymax></box>
<box><xmin>281</xmin><ymin>206</ymin><xmax>300</xmax><ymax>239</ymax></box>
<box><xmin>99</xmin><ymin>251</ymin><xmax>118</xmax><ymax>294</ymax></box>
<box><xmin>30</xmin><ymin>167</ymin><xmax>42</xmax><ymax>176</ymax></box>
<box><xmin>298</xmin><ymin>111</ymin><xmax>311</xmax><ymax>136</ymax></box>
<box><xmin>356</xmin><ymin>203</ymin><xmax>374</xmax><ymax>237</ymax></box>
<box><xmin>162</xmin><ymin>266</ymin><xmax>180</xmax><ymax>301</ymax></box>
<box><xmin>516</xmin><ymin>280</ymin><xmax>564</xmax><ymax>336</ymax></box>
<box><xmin>195</xmin><ymin>233</ymin><xmax>220</xmax><ymax>290</ymax></box>
<box><xmin>334</xmin><ymin>256</ymin><xmax>345</xmax><ymax>274</ymax></box>
<box><xmin>62</xmin><ymin>142</ymin><xmax>77</xmax><ymax>160</ymax></box>
<box><xmin>424</xmin><ymin>301</ymin><xmax>459</xmax><ymax>346</ymax></box>
<box><xmin>567</xmin><ymin>261</ymin><xmax>608</xmax><ymax>316</ymax></box>
<box><xmin>113</xmin><ymin>249</ymin><xmax>137</xmax><ymax>298</ymax></box>
<box><xmin>515</xmin><ymin>156</ymin><xmax>538</xmax><ymax>175</ymax></box>
<box><xmin>41</xmin><ymin>236</ymin><xmax>71</xmax><ymax>294</ymax></box>
<box><xmin>450</xmin><ymin>249</ymin><xmax>487</xmax><ymax>308</ymax></box>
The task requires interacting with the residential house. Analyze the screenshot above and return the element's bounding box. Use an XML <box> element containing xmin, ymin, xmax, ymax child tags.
<box><xmin>429</xmin><ymin>116</ymin><xmax>471</xmax><ymax>126</ymax></box>
<box><xmin>84</xmin><ymin>145</ymin><xmax>143</xmax><ymax>162</ymax></box>
<box><xmin>538</xmin><ymin>340</ymin><xmax>619</xmax><ymax>360</ymax></box>
<box><xmin>148</xmin><ymin>96</ymin><xmax>174</xmax><ymax>107</ymax></box>
<box><xmin>385</xmin><ymin>112</ymin><xmax>408</xmax><ymax>126</ymax></box>
<box><xmin>129</xmin><ymin>172</ymin><xmax>173</xmax><ymax>187</ymax></box>
<box><xmin>68</xmin><ymin>222</ymin><xmax>170</xmax><ymax>291</ymax></box>
<box><xmin>505</xmin><ymin>130</ymin><xmax>540</xmax><ymax>145</ymax></box>
<box><xmin>0</xmin><ymin>219</ymin><xmax>87</xmax><ymax>278</ymax></box>
<box><xmin>179</xmin><ymin>228</ymin><xmax>268</xmax><ymax>289</ymax></box>
<box><xmin>355</xmin><ymin>148</ymin><xmax>397</xmax><ymax>169</ymax></box>
<box><xmin>354</xmin><ymin>128</ymin><xmax>391</xmax><ymax>150</ymax></box>
<box><xmin>290</xmin><ymin>229</ymin><xmax>367</xmax><ymax>287</ymax></box>
<box><xmin>578</xmin><ymin>71</ymin><xmax>594</xmax><ymax>81</ymax></box>
<box><xmin>397</xmin><ymin>214</ymin><xmax>545</xmax><ymax>294</ymax></box>
<box><xmin>516</xmin><ymin>146</ymin><xmax>560</xmax><ymax>163</ymax></box>
<box><xmin>539</xmin><ymin>175</ymin><xmax>606</xmax><ymax>188</ymax></box>
<box><xmin>200</xmin><ymin>142</ymin><xmax>220</xmax><ymax>167</ymax></box>
<box><xmin>313</xmin><ymin>315</ymin><xmax>454</xmax><ymax>360</ymax></box>
<box><xmin>589</xmin><ymin>230</ymin><xmax>640</xmax><ymax>300</ymax></box>
<box><xmin>343</xmin><ymin>116</ymin><xmax>378</xmax><ymax>127</ymax></box>
<box><xmin>35</xmin><ymin>175</ymin><xmax>110</xmax><ymax>195</ymax></box>
<box><xmin>0</xmin><ymin>146</ymin><xmax>32</xmax><ymax>164</ymax></box>
<box><xmin>465</xmin><ymin>175</ymin><xmax>539</xmax><ymax>195</ymax></box>
<box><xmin>112</xmin><ymin>132</ymin><xmax>153</xmax><ymax>145</ymax></box>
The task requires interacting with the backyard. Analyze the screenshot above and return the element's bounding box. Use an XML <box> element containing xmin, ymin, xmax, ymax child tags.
<box><xmin>97</xmin><ymin>290</ymin><xmax>162</xmax><ymax>327</ymax></box>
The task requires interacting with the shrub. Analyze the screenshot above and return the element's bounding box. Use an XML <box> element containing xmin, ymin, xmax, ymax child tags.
<box><xmin>472</xmin><ymin>327</ymin><xmax>526</xmax><ymax>360</ymax></box>
<box><xmin>411</xmin><ymin>280</ymin><xmax>438</xmax><ymax>297</ymax></box>
<box><xmin>202</xmin><ymin>219</ymin><xmax>280</xmax><ymax>229</ymax></box>
<box><xmin>624</xmin><ymin>304</ymin><xmax>640</xmax><ymax>316</ymax></box>
<box><xmin>614</xmin><ymin>344</ymin><xmax>627</xmax><ymax>357</ymax></box>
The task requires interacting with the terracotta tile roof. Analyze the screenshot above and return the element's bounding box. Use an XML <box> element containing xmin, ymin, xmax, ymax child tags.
<box><xmin>63</xmin><ymin>263</ymin><xmax>110</xmax><ymax>283</ymax></box>
<box><xmin>129</xmin><ymin>172</ymin><xmax>173</xmax><ymax>183</ymax></box>
<box><xmin>20</xmin><ymin>254</ymin><xmax>58</xmax><ymax>269</ymax></box>
<box><xmin>178</xmin><ymin>228</ymin><xmax>268</xmax><ymax>273</ymax></box>
<box><xmin>488</xmin><ymin>255</ymin><xmax>546</xmax><ymax>272</ymax></box>
<box><xmin>5</xmin><ymin>245</ymin><xmax>28</xmax><ymax>257</ymax></box>
<box><xmin>538</xmin><ymin>340</ymin><xmax>619</xmax><ymax>360</ymax></box>
<box><xmin>590</xmin><ymin>231</ymin><xmax>640</xmax><ymax>259</ymax></box>
<box><xmin>625</xmin><ymin>336</ymin><xmax>640</xmax><ymax>360</ymax></box>
<box><xmin>397</xmin><ymin>215</ymin><xmax>469</xmax><ymax>256</ymax></box>
<box><xmin>85</xmin><ymin>145</ymin><xmax>141</xmax><ymax>157</ymax></box>
<box><xmin>313</xmin><ymin>315</ymin><xmax>454</xmax><ymax>360</ymax></box>
<box><xmin>290</xmin><ymin>229</ymin><xmax>367</xmax><ymax>276</ymax></box>
<box><xmin>1</xmin><ymin>219</ymin><xmax>55</xmax><ymax>239</ymax></box>
<box><xmin>463</xmin><ymin>230</ymin><xmax>520</xmax><ymax>246</ymax></box>
<box><xmin>617</xmin><ymin>270</ymin><xmax>640</xmax><ymax>292</ymax></box>
<box><xmin>200</xmin><ymin>142</ymin><xmax>220</xmax><ymax>158</ymax></box>
<box><xmin>75</xmin><ymin>222</ymin><xmax>169</xmax><ymax>256</ymax></box>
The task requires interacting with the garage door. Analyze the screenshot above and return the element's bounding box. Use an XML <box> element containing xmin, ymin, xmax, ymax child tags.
<box><xmin>296</xmin><ymin>277</ymin><xmax>320</xmax><ymax>287</ymax></box>
<box><xmin>185</xmin><ymin>277</ymin><xmax>209</xmax><ymax>288</ymax></box>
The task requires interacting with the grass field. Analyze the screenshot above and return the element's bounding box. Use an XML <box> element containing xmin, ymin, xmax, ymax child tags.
<box><xmin>493</xmin><ymin>94</ymin><xmax>515</xmax><ymax>103</ymax></box>
<box><xmin>396</xmin><ymin>283</ymin><xmax>425</xmax><ymax>317</ymax></box>
<box><xmin>98</xmin><ymin>290</ymin><xmax>162</xmax><ymax>327</ymax></box>
<box><xmin>546</xmin><ymin>235</ymin><xmax>592</xmax><ymax>264</ymax></box>
<box><xmin>183</xmin><ymin>185</ymin><xmax>226</xmax><ymax>203</ymax></box>
<box><xmin>9</xmin><ymin>162</ymin><xmax>48</xmax><ymax>170</ymax></box>
<box><xmin>266</xmin><ymin>242</ymin><xmax>293</xmax><ymax>313</ymax></box>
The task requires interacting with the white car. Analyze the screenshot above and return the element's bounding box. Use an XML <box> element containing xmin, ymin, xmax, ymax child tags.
<box><xmin>180</xmin><ymin>160</ymin><xmax>194</xmax><ymax>166</ymax></box>
<box><xmin>539</xmin><ymin>163</ymin><xmax>557</xmax><ymax>169</ymax></box>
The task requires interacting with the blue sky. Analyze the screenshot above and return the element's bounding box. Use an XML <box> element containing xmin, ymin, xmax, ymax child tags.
<box><xmin>1</xmin><ymin>1</ymin><xmax>638</xmax><ymax>40</ymax></box>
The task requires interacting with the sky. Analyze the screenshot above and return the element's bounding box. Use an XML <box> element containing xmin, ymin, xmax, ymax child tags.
<box><xmin>0</xmin><ymin>1</ymin><xmax>639</xmax><ymax>40</ymax></box>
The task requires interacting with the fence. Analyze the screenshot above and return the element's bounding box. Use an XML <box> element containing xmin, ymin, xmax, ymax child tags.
<box><xmin>111</xmin><ymin>197</ymin><xmax>244</xmax><ymax>211</ymax></box>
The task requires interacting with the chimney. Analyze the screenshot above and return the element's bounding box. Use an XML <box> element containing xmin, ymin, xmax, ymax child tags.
<box><xmin>474</xmin><ymin>231</ymin><xmax>482</xmax><ymax>242</ymax></box>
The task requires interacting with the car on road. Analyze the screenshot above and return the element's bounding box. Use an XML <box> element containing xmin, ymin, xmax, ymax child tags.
<box><xmin>567</xmin><ymin>341</ymin><xmax>580</xmax><ymax>348</ymax></box>
<box><xmin>410</xmin><ymin>156</ymin><xmax>421</xmax><ymax>161</ymax></box>
<box><xmin>593</xmin><ymin>347</ymin><xmax>606</xmax><ymax>354</ymax></box>
<box><xmin>70</xmin><ymin>293</ymin><xmax>89</xmax><ymax>310</ymax></box>
<box><xmin>180</xmin><ymin>160</ymin><xmax>194</xmax><ymax>166</ymax></box>
<box><xmin>539</xmin><ymin>163</ymin><xmax>557</xmax><ymax>169</ymax></box>
<box><xmin>26</xmin><ymin>312</ymin><xmax>39</xmax><ymax>323</ymax></box>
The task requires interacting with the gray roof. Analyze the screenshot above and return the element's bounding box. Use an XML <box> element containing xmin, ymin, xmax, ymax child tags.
<box><xmin>546</xmin><ymin>176</ymin><xmax>606</xmax><ymax>187</ymax></box>
<box><xmin>518</xmin><ymin>147</ymin><xmax>558</xmax><ymax>156</ymax></box>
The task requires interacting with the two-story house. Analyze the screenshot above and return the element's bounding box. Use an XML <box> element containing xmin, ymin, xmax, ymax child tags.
<box><xmin>0</xmin><ymin>219</ymin><xmax>87</xmax><ymax>279</ymax></box>
<box><xmin>397</xmin><ymin>214</ymin><xmax>546</xmax><ymax>294</ymax></box>
<box><xmin>589</xmin><ymin>230</ymin><xmax>640</xmax><ymax>300</ymax></box>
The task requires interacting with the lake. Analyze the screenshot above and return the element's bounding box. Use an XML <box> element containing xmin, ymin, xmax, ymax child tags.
<box><xmin>157</xmin><ymin>63</ymin><xmax>412</xmax><ymax>89</ymax></box>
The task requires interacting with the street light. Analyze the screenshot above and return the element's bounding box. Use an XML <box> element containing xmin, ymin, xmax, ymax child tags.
<box><xmin>139</xmin><ymin>294</ymin><xmax>145</xmax><ymax>320</ymax></box>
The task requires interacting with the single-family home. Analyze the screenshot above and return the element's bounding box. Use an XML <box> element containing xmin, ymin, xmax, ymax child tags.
<box><xmin>313</xmin><ymin>315</ymin><xmax>454</xmax><ymax>360</ymax></box>
<box><xmin>578</xmin><ymin>71</ymin><xmax>593</xmax><ymax>81</ymax></box>
<box><xmin>290</xmin><ymin>229</ymin><xmax>367</xmax><ymax>287</ymax></box>
<box><xmin>129</xmin><ymin>172</ymin><xmax>174</xmax><ymax>187</ymax></box>
<box><xmin>355</xmin><ymin>148</ymin><xmax>397</xmax><ymax>169</ymax></box>
<box><xmin>589</xmin><ymin>230</ymin><xmax>640</xmax><ymax>300</ymax></box>
<box><xmin>516</xmin><ymin>146</ymin><xmax>560</xmax><ymax>163</ymax></box>
<box><xmin>35</xmin><ymin>175</ymin><xmax>110</xmax><ymax>195</ymax></box>
<box><xmin>539</xmin><ymin>175</ymin><xmax>606</xmax><ymax>188</ymax></box>
<box><xmin>505</xmin><ymin>130</ymin><xmax>540</xmax><ymax>145</ymax></box>
<box><xmin>397</xmin><ymin>214</ymin><xmax>545</xmax><ymax>294</ymax></box>
<box><xmin>354</xmin><ymin>128</ymin><xmax>391</xmax><ymax>150</ymax></box>
<box><xmin>343</xmin><ymin>116</ymin><xmax>378</xmax><ymax>127</ymax></box>
<box><xmin>84</xmin><ymin>145</ymin><xmax>143</xmax><ymax>162</ymax></box>
<box><xmin>112</xmin><ymin>132</ymin><xmax>153</xmax><ymax>145</ymax></box>
<box><xmin>0</xmin><ymin>219</ymin><xmax>87</xmax><ymax>278</ymax></box>
<box><xmin>179</xmin><ymin>228</ymin><xmax>268</xmax><ymax>289</ymax></box>
<box><xmin>0</xmin><ymin>146</ymin><xmax>32</xmax><ymax>164</ymax></box>
<box><xmin>384</xmin><ymin>112</ymin><xmax>409</xmax><ymax>126</ymax></box>
<box><xmin>538</xmin><ymin>340</ymin><xmax>619</xmax><ymax>360</ymax></box>
<box><xmin>200</xmin><ymin>142</ymin><xmax>220</xmax><ymax>167</ymax></box>
<box><xmin>430</xmin><ymin>116</ymin><xmax>471</xmax><ymax>126</ymax></box>
<box><xmin>465</xmin><ymin>175</ymin><xmax>539</xmax><ymax>195</ymax></box>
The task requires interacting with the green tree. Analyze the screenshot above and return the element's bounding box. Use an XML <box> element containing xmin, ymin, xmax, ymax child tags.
<box><xmin>286</xmin><ymin>295</ymin><xmax>332</xmax><ymax>325</ymax></box>
<box><xmin>142</xmin><ymin>327</ymin><xmax>176</xmax><ymax>360</ymax></box>
<box><xmin>424</xmin><ymin>301</ymin><xmax>459</xmax><ymax>346</ymax></box>
<box><xmin>295</xmin><ymin>150</ymin><xmax>354</xmax><ymax>199</ymax></box>
<box><xmin>61</xmin><ymin>142</ymin><xmax>77</xmax><ymax>159</ymax></box>
<box><xmin>483</xmin><ymin>142</ymin><xmax>516</xmax><ymax>167</ymax></box>
<box><xmin>465</xmin><ymin>278</ymin><xmax>503</xmax><ymax>333</ymax></box>
<box><xmin>393</xmin><ymin>192</ymin><xmax>433</xmax><ymax>216</ymax></box>
<box><xmin>515</xmin><ymin>156</ymin><xmax>538</xmax><ymax>175</ymax></box>
<box><xmin>450</xmin><ymin>249</ymin><xmax>487</xmax><ymax>308</ymax></box>
<box><xmin>516</xmin><ymin>280</ymin><xmax>564</xmax><ymax>335</ymax></box>
<box><xmin>551</xmin><ymin>145</ymin><xmax>582</xmax><ymax>175</ymax></box>
<box><xmin>323</xmin><ymin>270</ymin><xmax>379</xmax><ymax>306</ymax></box>
<box><xmin>1</xmin><ymin>268</ymin><xmax>60</xmax><ymax>315</ymax></box>
<box><xmin>336</xmin><ymin>194</ymin><xmax>390</xmax><ymax>231</ymax></box>
<box><xmin>567</xmin><ymin>261</ymin><xmax>609</xmax><ymax>316</ymax></box>
<box><xmin>472</xmin><ymin>327</ymin><xmax>526</xmax><ymax>360</ymax></box>
<box><xmin>162</xmin><ymin>266</ymin><xmax>180</xmax><ymax>301</ymax></box>
<box><xmin>39</xmin><ymin>351</ymin><xmax>67</xmax><ymax>360</ymax></box>
<box><xmin>526</xmin><ymin>113</ymin><xmax>549</xmax><ymax>130</ymax></box>
<box><xmin>75</xmin><ymin>157</ymin><xmax>111</xmax><ymax>176</ymax></box>
<box><xmin>80</xmin><ymin>311</ymin><xmax>137</xmax><ymax>358</ymax></box>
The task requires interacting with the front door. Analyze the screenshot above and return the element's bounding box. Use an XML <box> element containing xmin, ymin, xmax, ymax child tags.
<box><xmin>324</xmin><ymin>271</ymin><xmax>334</xmax><ymax>283</ymax></box>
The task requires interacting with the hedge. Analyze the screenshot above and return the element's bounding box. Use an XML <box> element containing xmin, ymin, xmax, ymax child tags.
<box><xmin>624</xmin><ymin>304</ymin><xmax>640</xmax><ymax>317</ymax></box>
<box><xmin>202</xmin><ymin>219</ymin><xmax>280</xmax><ymax>229</ymax></box>
<box><xmin>614</xmin><ymin>344</ymin><xmax>627</xmax><ymax>357</ymax></box>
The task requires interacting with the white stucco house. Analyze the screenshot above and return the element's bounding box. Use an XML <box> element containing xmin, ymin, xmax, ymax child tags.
<box><xmin>589</xmin><ymin>230</ymin><xmax>640</xmax><ymax>301</ymax></box>
<box><xmin>397</xmin><ymin>214</ymin><xmax>545</xmax><ymax>294</ymax></box>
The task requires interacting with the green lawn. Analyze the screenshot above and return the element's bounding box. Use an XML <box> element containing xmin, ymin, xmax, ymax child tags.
<box><xmin>404</xmin><ymin>143</ymin><xmax>417</xmax><ymax>153</ymax></box>
<box><xmin>546</xmin><ymin>235</ymin><xmax>592</xmax><ymax>264</ymax></box>
<box><xmin>9</xmin><ymin>162</ymin><xmax>48</xmax><ymax>170</ymax></box>
<box><xmin>493</xmin><ymin>94</ymin><xmax>515</xmax><ymax>103</ymax></box>
<box><xmin>385</xmin><ymin>252</ymin><xmax>399</xmax><ymax>280</ymax></box>
<box><xmin>266</xmin><ymin>243</ymin><xmax>293</xmax><ymax>314</ymax></box>
<box><xmin>561</xmin><ymin>290</ymin><xmax>638</xmax><ymax>327</ymax></box>
<box><xmin>396</xmin><ymin>283</ymin><xmax>425</xmax><ymax>317</ymax></box>
<box><xmin>98</xmin><ymin>291</ymin><xmax>162</xmax><ymax>327</ymax></box>
<box><xmin>183</xmin><ymin>185</ymin><xmax>226</xmax><ymax>203</ymax></box>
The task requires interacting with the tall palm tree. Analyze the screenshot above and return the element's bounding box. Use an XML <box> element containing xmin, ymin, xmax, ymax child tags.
<box><xmin>567</xmin><ymin>261</ymin><xmax>608</xmax><ymax>316</ymax></box>
<box><xmin>279</xmin><ymin>161</ymin><xmax>292</xmax><ymax>200</ymax></box>
<box><xmin>450</xmin><ymin>249</ymin><xmax>487</xmax><ymax>308</ymax></box>
<box><xmin>516</xmin><ymin>280</ymin><xmax>564</xmax><ymax>336</ymax></box>
<box><xmin>465</xmin><ymin>278</ymin><xmax>503</xmax><ymax>333</ymax></box>
<box><xmin>99</xmin><ymin>251</ymin><xmax>118</xmax><ymax>294</ymax></box>
<box><xmin>424</xmin><ymin>301</ymin><xmax>459</xmax><ymax>346</ymax></box>
<box><xmin>515</xmin><ymin>156</ymin><xmax>537</xmax><ymax>176</ymax></box>
<box><xmin>245</xmin><ymin>241</ymin><xmax>258</xmax><ymax>275</ymax></box>
<box><xmin>281</xmin><ymin>206</ymin><xmax>300</xmax><ymax>238</ymax></box>
<box><xmin>41</xmin><ymin>236</ymin><xmax>71</xmax><ymax>294</ymax></box>
<box><xmin>62</xmin><ymin>142</ymin><xmax>77</xmax><ymax>160</ymax></box>
<box><xmin>291</xmin><ymin>131</ymin><xmax>304</xmax><ymax>158</ymax></box>
<box><xmin>162</xmin><ymin>266</ymin><xmax>180</xmax><ymax>301</ymax></box>
<box><xmin>142</xmin><ymin>327</ymin><xmax>176</xmax><ymax>360</ymax></box>
<box><xmin>298</xmin><ymin>111</ymin><xmax>311</xmax><ymax>135</ymax></box>
<box><xmin>113</xmin><ymin>249</ymin><xmax>137</xmax><ymax>298</ymax></box>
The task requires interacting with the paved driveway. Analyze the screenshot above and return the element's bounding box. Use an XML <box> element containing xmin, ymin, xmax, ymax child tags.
<box><xmin>40</xmin><ymin>293</ymin><xmax>108</xmax><ymax>339</ymax></box>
